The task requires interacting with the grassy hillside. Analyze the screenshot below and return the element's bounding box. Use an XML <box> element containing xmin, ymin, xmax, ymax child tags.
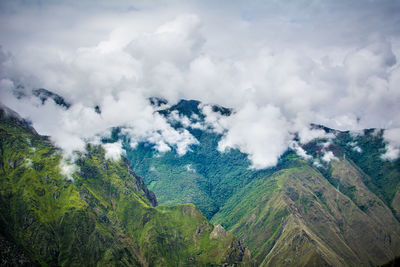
<box><xmin>333</xmin><ymin>129</ymin><xmax>400</xmax><ymax>216</ymax></box>
<box><xmin>212</xmin><ymin>155</ymin><xmax>400</xmax><ymax>266</ymax></box>
<box><xmin>0</xmin><ymin>106</ymin><xmax>251</xmax><ymax>266</ymax></box>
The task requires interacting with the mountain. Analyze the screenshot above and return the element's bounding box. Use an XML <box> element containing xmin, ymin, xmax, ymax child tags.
<box><xmin>119</xmin><ymin>99</ymin><xmax>262</xmax><ymax>219</ymax></box>
<box><xmin>119</xmin><ymin>99</ymin><xmax>400</xmax><ymax>266</ymax></box>
<box><xmin>212</xmin><ymin>157</ymin><xmax>400</xmax><ymax>266</ymax></box>
<box><xmin>2</xmin><ymin>94</ymin><xmax>400</xmax><ymax>266</ymax></box>
<box><xmin>0</xmin><ymin>105</ymin><xmax>251</xmax><ymax>266</ymax></box>
<box><xmin>32</xmin><ymin>88</ymin><xmax>71</xmax><ymax>109</ymax></box>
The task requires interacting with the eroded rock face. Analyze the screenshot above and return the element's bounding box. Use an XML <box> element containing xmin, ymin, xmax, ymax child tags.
<box><xmin>210</xmin><ymin>225</ymin><xmax>227</xmax><ymax>240</ymax></box>
<box><xmin>223</xmin><ymin>239</ymin><xmax>252</xmax><ymax>265</ymax></box>
<box><xmin>130</xmin><ymin>170</ymin><xmax>158</xmax><ymax>207</ymax></box>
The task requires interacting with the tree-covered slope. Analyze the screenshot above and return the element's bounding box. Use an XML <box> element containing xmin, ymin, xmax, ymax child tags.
<box><xmin>122</xmin><ymin>100</ymin><xmax>267</xmax><ymax>219</ymax></box>
<box><xmin>117</xmin><ymin>100</ymin><xmax>400</xmax><ymax>266</ymax></box>
<box><xmin>0</xmin><ymin>106</ymin><xmax>251</xmax><ymax>266</ymax></box>
<box><xmin>8</xmin><ymin>95</ymin><xmax>399</xmax><ymax>266</ymax></box>
<box><xmin>123</xmin><ymin>100</ymin><xmax>400</xmax><ymax>221</ymax></box>
<box><xmin>124</xmin><ymin>130</ymin><xmax>260</xmax><ymax>219</ymax></box>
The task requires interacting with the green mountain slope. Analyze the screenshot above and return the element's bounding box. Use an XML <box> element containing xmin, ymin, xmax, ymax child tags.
<box><xmin>120</xmin><ymin>100</ymin><xmax>268</xmax><ymax>219</ymax></box>
<box><xmin>4</xmin><ymin>97</ymin><xmax>399</xmax><ymax>266</ymax></box>
<box><xmin>0</xmin><ymin>106</ymin><xmax>251</xmax><ymax>266</ymax></box>
<box><xmin>211</xmin><ymin>154</ymin><xmax>400</xmax><ymax>266</ymax></box>
<box><xmin>333</xmin><ymin>129</ymin><xmax>400</xmax><ymax>217</ymax></box>
<box><xmin>124</xmin><ymin>131</ymin><xmax>259</xmax><ymax>219</ymax></box>
<box><xmin>116</xmin><ymin>100</ymin><xmax>400</xmax><ymax>266</ymax></box>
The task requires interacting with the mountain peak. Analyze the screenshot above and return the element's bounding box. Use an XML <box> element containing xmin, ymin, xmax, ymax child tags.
<box><xmin>32</xmin><ymin>88</ymin><xmax>71</xmax><ymax>109</ymax></box>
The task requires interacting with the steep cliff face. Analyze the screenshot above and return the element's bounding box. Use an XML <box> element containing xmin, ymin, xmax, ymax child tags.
<box><xmin>0</xmin><ymin>106</ymin><xmax>251</xmax><ymax>266</ymax></box>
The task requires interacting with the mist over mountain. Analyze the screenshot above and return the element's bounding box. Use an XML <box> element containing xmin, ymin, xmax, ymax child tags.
<box><xmin>1</xmin><ymin>0</ymin><xmax>400</xmax><ymax>168</ymax></box>
<box><xmin>2</xmin><ymin>95</ymin><xmax>400</xmax><ymax>266</ymax></box>
<box><xmin>1</xmin><ymin>0</ymin><xmax>400</xmax><ymax>266</ymax></box>
<box><xmin>0</xmin><ymin>106</ymin><xmax>251</xmax><ymax>266</ymax></box>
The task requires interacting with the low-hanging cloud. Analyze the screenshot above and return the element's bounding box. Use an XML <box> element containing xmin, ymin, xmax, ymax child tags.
<box><xmin>103</xmin><ymin>141</ymin><xmax>125</xmax><ymax>161</ymax></box>
<box><xmin>0</xmin><ymin>0</ymin><xmax>400</xmax><ymax>168</ymax></box>
<box><xmin>217</xmin><ymin>103</ymin><xmax>292</xmax><ymax>169</ymax></box>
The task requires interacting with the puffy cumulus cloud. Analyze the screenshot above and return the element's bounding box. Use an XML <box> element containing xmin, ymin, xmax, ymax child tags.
<box><xmin>0</xmin><ymin>81</ymin><xmax>198</xmax><ymax>158</ymax></box>
<box><xmin>126</xmin><ymin>14</ymin><xmax>204</xmax><ymax>68</ymax></box>
<box><xmin>0</xmin><ymin>10</ymin><xmax>201</xmax><ymax>157</ymax></box>
<box><xmin>348</xmin><ymin>142</ymin><xmax>363</xmax><ymax>153</ymax></box>
<box><xmin>0</xmin><ymin>87</ymin><xmax>88</xmax><ymax>154</ymax></box>
<box><xmin>1</xmin><ymin>0</ymin><xmax>400</xmax><ymax>169</ymax></box>
<box><xmin>321</xmin><ymin>151</ymin><xmax>338</xmax><ymax>163</ymax></box>
<box><xmin>60</xmin><ymin>157</ymin><xmax>79</xmax><ymax>181</ymax></box>
<box><xmin>289</xmin><ymin>141</ymin><xmax>312</xmax><ymax>161</ymax></box>
<box><xmin>217</xmin><ymin>103</ymin><xmax>293</xmax><ymax>169</ymax></box>
<box><xmin>382</xmin><ymin>128</ymin><xmax>400</xmax><ymax>160</ymax></box>
<box><xmin>201</xmin><ymin>105</ymin><xmax>226</xmax><ymax>134</ymax></box>
<box><xmin>168</xmin><ymin>110</ymin><xmax>192</xmax><ymax>128</ymax></box>
<box><xmin>103</xmin><ymin>141</ymin><xmax>124</xmax><ymax>161</ymax></box>
<box><xmin>296</xmin><ymin>124</ymin><xmax>334</xmax><ymax>144</ymax></box>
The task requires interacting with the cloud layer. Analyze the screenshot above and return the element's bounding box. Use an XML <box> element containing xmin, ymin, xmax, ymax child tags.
<box><xmin>1</xmin><ymin>0</ymin><xmax>400</xmax><ymax>167</ymax></box>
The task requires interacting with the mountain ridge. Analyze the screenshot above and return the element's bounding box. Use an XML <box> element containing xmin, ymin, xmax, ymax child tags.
<box><xmin>121</xmin><ymin>98</ymin><xmax>400</xmax><ymax>266</ymax></box>
<box><xmin>0</xmin><ymin>105</ymin><xmax>252</xmax><ymax>266</ymax></box>
<box><xmin>2</xmin><ymin>94</ymin><xmax>400</xmax><ymax>266</ymax></box>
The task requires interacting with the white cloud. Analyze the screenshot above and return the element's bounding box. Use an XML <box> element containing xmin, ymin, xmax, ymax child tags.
<box><xmin>348</xmin><ymin>141</ymin><xmax>362</xmax><ymax>153</ymax></box>
<box><xmin>313</xmin><ymin>160</ymin><xmax>323</xmax><ymax>168</ymax></box>
<box><xmin>290</xmin><ymin>141</ymin><xmax>312</xmax><ymax>161</ymax></box>
<box><xmin>201</xmin><ymin>105</ymin><xmax>226</xmax><ymax>134</ymax></box>
<box><xmin>1</xmin><ymin>0</ymin><xmax>400</xmax><ymax>168</ymax></box>
<box><xmin>60</xmin><ymin>156</ymin><xmax>79</xmax><ymax>181</ymax></box>
<box><xmin>382</xmin><ymin>128</ymin><xmax>400</xmax><ymax>160</ymax></box>
<box><xmin>185</xmin><ymin>164</ymin><xmax>196</xmax><ymax>173</ymax></box>
<box><xmin>321</xmin><ymin>151</ymin><xmax>338</xmax><ymax>163</ymax></box>
<box><xmin>103</xmin><ymin>141</ymin><xmax>124</xmax><ymax>161</ymax></box>
<box><xmin>126</xmin><ymin>14</ymin><xmax>204</xmax><ymax>68</ymax></box>
<box><xmin>217</xmin><ymin>103</ymin><xmax>292</xmax><ymax>169</ymax></box>
<box><xmin>297</xmin><ymin>126</ymin><xmax>334</xmax><ymax>144</ymax></box>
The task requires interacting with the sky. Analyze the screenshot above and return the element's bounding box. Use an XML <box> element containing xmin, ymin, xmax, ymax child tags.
<box><xmin>1</xmin><ymin>0</ymin><xmax>400</xmax><ymax>168</ymax></box>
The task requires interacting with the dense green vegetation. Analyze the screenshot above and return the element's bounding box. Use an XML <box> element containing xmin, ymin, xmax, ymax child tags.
<box><xmin>2</xmin><ymin>98</ymin><xmax>400</xmax><ymax>266</ymax></box>
<box><xmin>119</xmin><ymin>100</ymin><xmax>271</xmax><ymax>219</ymax></box>
<box><xmin>0</xmin><ymin>106</ymin><xmax>251</xmax><ymax>266</ymax></box>
<box><xmin>114</xmin><ymin>100</ymin><xmax>400</xmax><ymax>266</ymax></box>
<box><xmin>213</xmin><ymin>158</ymin><xmax>400</xmax><ymax>266</ymax></box>
<box><xmin>124</xmin><ymin>131</ymin><xmax>261</xmax><ymax>219</ymax></box>
<box><xmin>301</xmin><ymin>127</ymin><xmax>400</xmax><ymax>217</ymax></box>
<box><xmin>333</xmin><ymin>129</ymin><xmax>400</xmax><ymax>208</ymax></box>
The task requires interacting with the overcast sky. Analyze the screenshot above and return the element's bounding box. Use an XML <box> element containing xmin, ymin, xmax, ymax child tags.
<box><xmin>1</xmin><ymin>0</ymin><xmax>400</xmax><ymax>168</ymax></box>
